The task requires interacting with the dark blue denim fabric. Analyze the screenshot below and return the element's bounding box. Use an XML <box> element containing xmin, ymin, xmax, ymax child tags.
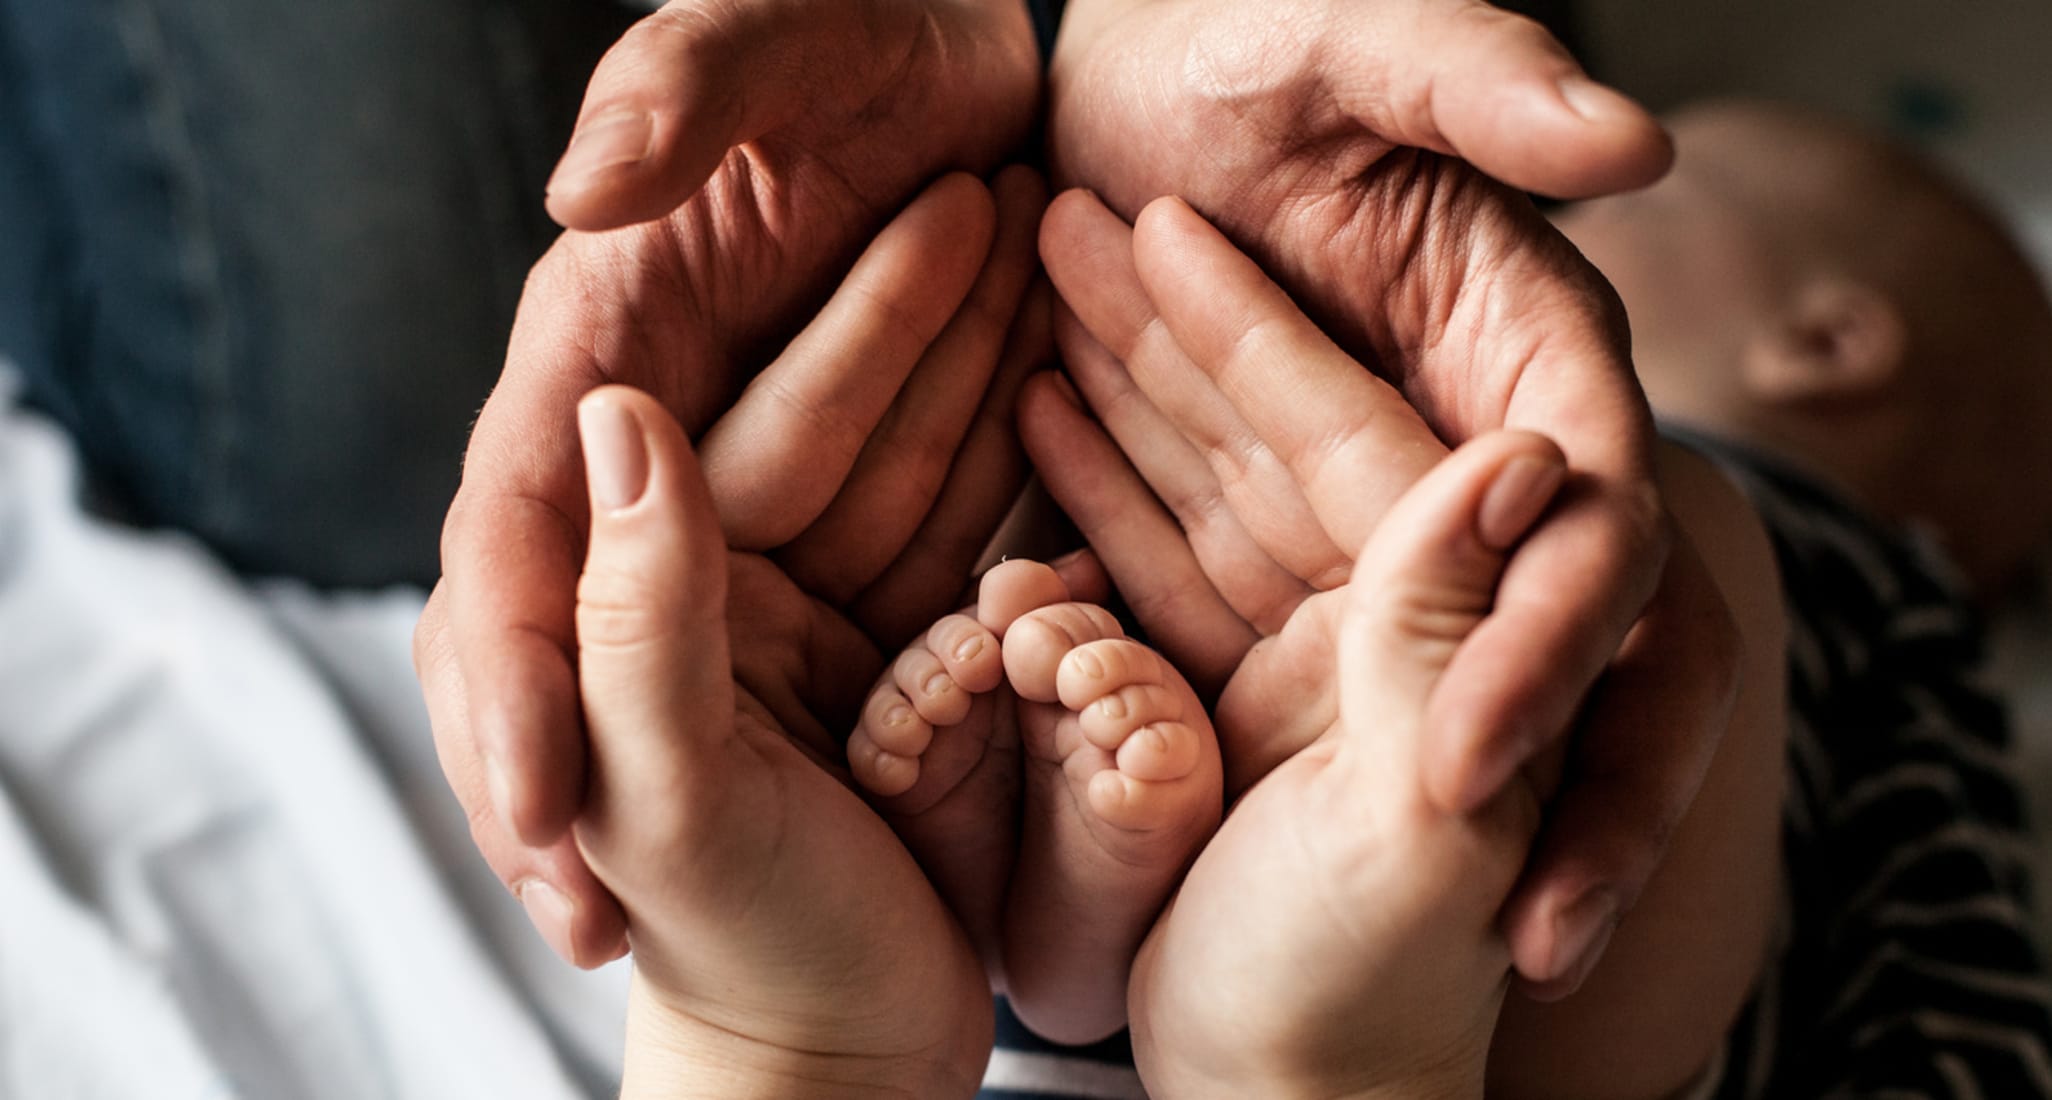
<box><xmin>0</xmin><ymin>0</ymin><xmax>629</xmax><ymax>586</ymax></box>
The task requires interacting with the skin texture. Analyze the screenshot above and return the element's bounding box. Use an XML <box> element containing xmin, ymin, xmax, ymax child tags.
<box><xmin>1045</xmin><ymin>0</ymin><xmax>1731</xmax><ymax>993</ymax></box>
<box><xmin>1125</xmin><ymin>431</ymin><xmax>1563</xmax><ymax>1100</ymax></box>
<box><xmin>568</xmin><ymin>384</ymin><xmax>992</xmax><ymax>1100</ymax></box>
<box><xmin>421</xmin><ymin>0</ymin><xmax>1749</xmax><ymax>1008</ymax></box>
<box><xmin>850</xmin><ymin>559</ymin><xmax>1223</xmax><ymax>1045</ymax></box>
<box><xmin>415</xmin><ymin>161</ymin><xmax>1049</xmax><ymax>965</ymax></box>
<box><xmin>579</xmin><ymin>382</ymin><xmax>1577</xmax><ymax>1100</ymax></box>
<box><xmin>1026</xmin><ymin>196</ymin><xmax>1783</xmax><ymax>1100</ymax></box>
<box><xmin>1033</xmin><ymin>188</ymin><xmax>1741</xmax><ymax>997</ymax></box>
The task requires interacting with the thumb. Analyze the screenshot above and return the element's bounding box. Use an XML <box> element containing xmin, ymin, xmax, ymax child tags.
<box><xmin>574</xmin><ymin>385</ymin><xmax>733</xmax><ymax>835</ymax></box>
<box><xmin>1328</xmin><ymin>0</ymin><xmax>1673</xmax><ymax>199</ymax></box>
<box><xmin>1337</xmin><ymin>431</ymin><xmax>1568</xmax><ymax>752</ymax></box>
<box><xmin>544</xmin><ymin>0</ymin><xmax>925</xmax><ymax>230</ymax></box>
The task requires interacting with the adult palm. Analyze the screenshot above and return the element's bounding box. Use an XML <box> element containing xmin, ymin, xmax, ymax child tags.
<box><xmin>569</xmin><ymin>386</ymin><xmax>993</xmax><ymax>1099</ymax></box>
<box><xmin>421</xmin><ymin>123</ymin><xmax>1046</xmax><ymax>968</ymax></box>
<box><xmin>1046</xmin><ymin>0</ymin><xmax>1723</xmax><ymax>995</ymax></box>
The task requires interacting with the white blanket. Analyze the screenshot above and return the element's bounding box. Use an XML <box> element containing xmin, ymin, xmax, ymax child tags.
<box><xmin>0</xmin><ymin>367</ymin><xmax>627</xmax><ymax>1100</ymax></box>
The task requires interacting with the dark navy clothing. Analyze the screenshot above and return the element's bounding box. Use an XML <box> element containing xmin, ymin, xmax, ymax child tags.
<box><xmin>0</xmin><ymin>0</ymin><xmax>628</xmax><ymax>586</ymax></box>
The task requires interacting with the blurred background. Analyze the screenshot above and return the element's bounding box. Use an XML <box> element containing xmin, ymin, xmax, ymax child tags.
<box><xmin>1</xmin><ymin>1</ymin><xmax>2048</xmax><ymax>1098</ymax></box>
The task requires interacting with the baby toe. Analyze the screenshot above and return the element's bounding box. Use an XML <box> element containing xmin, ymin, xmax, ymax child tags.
<box><xmin>1054</xmin><ymin>638</ymin><xmax>1164</xmax><ymax>713</ymax></box>
<box><xmin>893</xmin><ymin>641</ymin><xmax>973</xmax><ymax>727</ymax></box>
<box><xmin>858</xmin><ymin>685</ymin><xmax>934</xmax><ymax>759</ymax></box>
<box><xmin>975</xmin><ymin>559</ymin><xmax>1071</xmax><ymax>634</ymax></box>
<box><xmin>1003</xmin><ymin>603</ymin><xmax>1125</xmax><ymax>703</ymax></box>
<box><xmin>848</xmin><ymin>729</ymin><xmax>921</xmax><ymax>798</ymax></box>
<box><xmin>1078</xmin><ymin>682</ymin><xmax>1185</xmax><ymax>752</ymax></box>
<box><xmin>1086</xmin><ymin>770</ymin><xmax>1188</xmax><ymax>833</ymax></box>
<box><xmin>1114</xmin><ymin>720</ymin><xmax>1203</xmax><ymax>783</ymax></box>
<box><xmin>925</xmin><ymin>613</ymin><xmax>1004</xmax><ymax>696</ymax></box>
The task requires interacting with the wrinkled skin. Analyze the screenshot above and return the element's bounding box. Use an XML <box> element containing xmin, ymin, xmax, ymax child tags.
<box><xmin>1045</xmin><ymin>0</ymin><xmax>1737</xmax><ymax>995</ymax></box>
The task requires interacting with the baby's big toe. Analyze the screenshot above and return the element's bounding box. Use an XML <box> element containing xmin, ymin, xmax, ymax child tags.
<box><xmin>975</xmin><ymin>559</ymin><xmax>1072</xmax><ymax>635</ymax></box>
<box><xmin>1002</xmin><ymin>603</ymin><xmax>1126</xmax><ymax>703</ymax></box>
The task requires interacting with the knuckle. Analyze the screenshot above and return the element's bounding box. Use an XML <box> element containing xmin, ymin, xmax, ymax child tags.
<box><xmin>1372</xmin><ymin>579</ymin><xmax>1489</xmax><ymax>646</ymax></box>
<box><xmin>575</xmin><ymin>562</ymin><xmax>685</xmax><ymax>650</ymax></box>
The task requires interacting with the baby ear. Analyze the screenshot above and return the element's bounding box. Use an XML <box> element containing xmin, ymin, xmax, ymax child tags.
<box><xmin>1741</xmin><ymin>278</ymin><xmax>1907</xmax><ymax>405</ymax></box>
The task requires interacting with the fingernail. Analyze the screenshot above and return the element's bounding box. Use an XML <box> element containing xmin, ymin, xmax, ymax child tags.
<box><xmin>1478</xmin><ymin>455</ymin><xmax>1567</xmax><ymax>550</ymax></box>
<box><xmin>519</xmin><ymin>880</ymin><xmax>581</xmax><ymax>964</ymax></box>
<box><xmin>1558</xmin><ymin>77</ymin><xmax>1631</xmax><ymax>124</ymax></box>
<box><xmin>579</xmin><ymin>395</ymin><xmax>648</xmax><ymax>511</ymax></box>
<box><xmin>1550</xmin><ymin>888</ymin><xmax>1620</xmax><ymax>989</ymax></box>
<box><xmin>548</xmin><ymin>109</ymin><xmax>653</xmax><ymax>195</ymax></box>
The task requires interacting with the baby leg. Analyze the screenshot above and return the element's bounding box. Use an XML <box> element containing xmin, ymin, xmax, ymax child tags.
<box><xmin>1000</xmin><ymin>598</ymin><xmax>1224</xmax><ymax>1045</ymax></box>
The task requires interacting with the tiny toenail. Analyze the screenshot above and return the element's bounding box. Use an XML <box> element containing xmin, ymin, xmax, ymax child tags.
<box><xmin>1097</xmin><ymin>694</ymin><xmax>1127</xmax><ymax>720</ymax></box>
<box><xmin>953</xmin><ymin>635</ymin><xmax>984</xmax><ymax>662</ymax></box>
<box><xmin>1075</xmin><ymin>650</ymin><xmax>1105</xmax><ymax>679</ymax></box>
<box><xmin>885</xmin><ymin>704</ymin><xmax>913</xmax><ymax>727</ymax></box>
<box><xmin>922</xmin><ymin>671</ymin><xmax>952</xmax><ymax>697</ymax></box>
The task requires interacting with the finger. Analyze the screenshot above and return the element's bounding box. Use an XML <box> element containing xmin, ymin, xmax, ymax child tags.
<box><xmin>1044</xmin><ymin>191</ymin><xmax>1348</xmax><ymax>589</ymax></box>
<box><xmin>1129</xmin><ymin>195</ymin><xmax>1448</xmax><ymax>554</ymax></box>
<box><xmin>1046</xmin><ymin>547</ymin><xmax>1114</xmax><ymax>609</ymax></box>
<box><xmin>779</xmin><ymin>166</ymin><xmax>1045</xmax><ymax>600</ymax></box>
<box><xmin>1056</xmin><ymin>310</ymin><xmax>1310</xmax><ymax>633</ymax></box>
<box><xmin>1321</xmin><ymin>0</ymin><xmax>1672</xmax><ymax>199</ymax></box>
<box><xmin>544</xmin><ymin>0</ymin><xmax>933</xmax><ymax>229</ymax></box>
<box><xmin>1422</xmin><ymin>483</ymin><xmax>1668</xmax><ymax>812</ymax></box>
<box><xmin>415</xmin><ymin>585</ymin><xmax>629</xmax><ymax>966</ymax></box>
<box><xmin>1339</xmin><ymin>431</ymin><xmax>1569</xmax><ymax>748</ymax></box>
<box><xmin>851</xmin><ymin>280</ymin><xmax>1050</xmax><ymax>648</ymax></box>
<box><xmin>1499</xmin><ymin>540</ymin><xmax>1741</xmax><ymax>997</ymax></box>
<box><xmin>700</xmin><ymin>172</ymin><xmax>995</xmax><ymax>550</ymax></box>
<box><xmin>442</xmin><ymin>426</ymin><xmax>590</xmax><ymax>849</ymax></box>
<box><xmin>573</xmin><ymin>385</ymin><xmax>735</xmax><ymax>851</ymax></box>
<box><xmin>1019</xmin><ymin>371</ymin><xmax>1259</xmax><ymax>697</ymax></box>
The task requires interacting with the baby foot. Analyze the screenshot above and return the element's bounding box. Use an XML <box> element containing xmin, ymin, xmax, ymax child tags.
<box><xmin>846</xmin><ymin>560</ymin><xmax>1071</xmax><ymax>972</ymax></box>
<box><xmin>998</xmin><ymin>589</ymin><xmax>1223</xmax><ymax>1045</ymax></box>
<box><xmin>847</xmin><ymin>559</ymin><xmax>1223</xmax><ymax>1046</ymax></box>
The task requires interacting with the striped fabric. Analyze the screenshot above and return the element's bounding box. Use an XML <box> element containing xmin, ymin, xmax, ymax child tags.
<box><xmin>1687</xmin><ymin>432</ymin><xmax>2052</xmax><ymax>1099</ymax></box>
<box><xmin>980</xmin><ymin>431</ymin><xmax>2052</xmax><ymax>1098</ymax></box>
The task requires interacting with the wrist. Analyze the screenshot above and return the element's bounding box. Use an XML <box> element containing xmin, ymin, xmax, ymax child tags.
<box><xmin>620</xmin><ymin>973</ymin><xmax>986</xmax><ymax>1100</ymax></box>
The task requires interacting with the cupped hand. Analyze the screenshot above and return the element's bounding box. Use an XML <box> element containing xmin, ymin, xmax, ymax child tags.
<box><xmin>1127</xmin><ymin>433</ymin><xmax>1563</xmax><ymax>1100</ymax></box>
<box><xmin>568</xmin><ymin>384</ymin><xmax>992</xmax><ymax>1100</ymax></box>
<box><xmin>416</xmin><ymin>166</ymin><xmax>1049</xmax><ymax>965</ymax></box>
<box><xmin>1048</xmin><ymin>0</ymin><xmax>1674</xmax><ymax>797</ymax></box>
<box><xmin>1028</xmin><ymin>191</ymin><xmax>1740</xmax><ymax>998</ymax></box>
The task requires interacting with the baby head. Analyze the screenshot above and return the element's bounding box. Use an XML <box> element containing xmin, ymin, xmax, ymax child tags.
<box><xmin>1554</xmin><ymin>99</ymin><xmax>2052</xmax><ymax>593</ymax></box>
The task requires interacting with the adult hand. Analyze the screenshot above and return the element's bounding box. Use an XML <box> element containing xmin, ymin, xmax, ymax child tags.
<box><xmin>568</xmin><ymin>384</ymin><xmax>991</xmax><ymax>1100</ymax></box>
<box><xmin>1127</xmin><ymin>432</ymin><xmax>1561</xmax><ymax>1100</ymax></box>
<box><xmin>416</xmin><ymin>166</ymin><xmax>1048</xmax><ymax>964</ymax></box>
<box><xmin>1029</xmin><ymin>192</ymin><xmax>1740</xmax><ymax>998</ymax></box>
